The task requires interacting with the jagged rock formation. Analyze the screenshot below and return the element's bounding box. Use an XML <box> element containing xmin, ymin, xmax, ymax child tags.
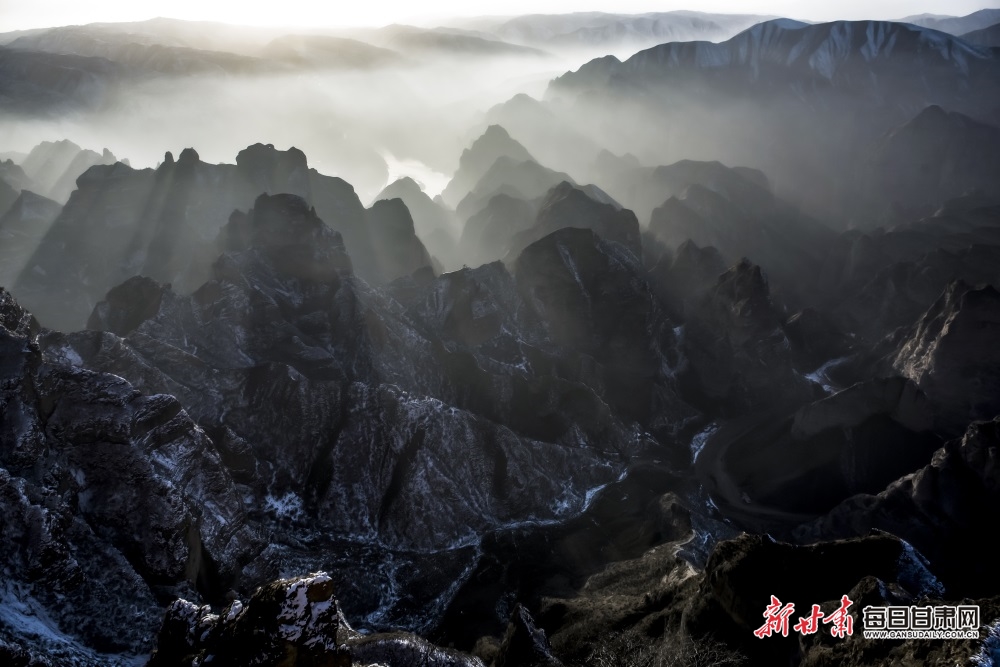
<box><xmin>0</xmin><ymin>158</ymin><xmax>35</xmax><ymax>193</ymax></box>
<box><xmin>479</xmin><ymin>525</ymin><xmax>998</xmax><ymax>667</ymax></box>
<box><xmin>513</xmin><ymin>227</ymin><xmax>694</xmax><ymax>440</ymax></box>
<box><xmin>891</xmin><ymin>281</ymin><xmax>1000</xmax><ymax>434</ymax></box>
<box><xmin>4</xmin><ymin>11</ymin><xmax>1000</xmax><ymax>667</ymax></box>
<box><xmin>678</xmin><ymin>258</ymin><xmax>812</xmax><ymax>416</ymax></box>
<box><xmin>602</xmin><ymin>159</ymin><xmax>771</xmax><ymax>225</ymax></box>
<box><xmin>147</xmin><ymin>572</ymin><xmax>484</xmax><ymax>667</ymax></box>
<box><xmin>0</xmin><ymin>287</ymin><xmax>259</xmax><ymax>663</ymax></box>
<box><xmin>493</xmin><ymin>605</ymin><xmax>563</xmax><ymax>667</ymax></box>
<box><xmin>10</xmin><ymin>192</ymin><xmax>708</xmax><ymax>651</ymax></box>
<box><xmin>0</xmin><ymin>154</ymin><xmax>997</xmax><ymax>667</ymax></box>
<box><xmin>10</xmin><ymin>144</ymin><xmax>430</xmax><ymax>330</ymax></box>
<box><xmin>18</xmin><ymin>140</ymin><xmax>118</xmax><ymax>203</ymax></box>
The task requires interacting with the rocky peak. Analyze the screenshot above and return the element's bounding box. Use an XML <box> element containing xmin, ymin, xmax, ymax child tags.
<box><xmin>0</xmin><ymin>286</ymin><xmax>40</xmax><ymax>339</ymax></box>
<box><xmin>514</xmin><ymin>227</ymin><xmax>646</xmax><ymax>356</ymax></box>
<box><xmin>380</xmin><ymin>175</ymin><xmax>424</xmax><ymax>199</ymax></box>
<box><xmin>235</xmin><ymin>143</ymin><xmax>310</xmax><ymax>198</ymax></box>
<box><xmin>513</xmin><ymin>227</ymin><xmax>692</xmax><ymax>432</ymax></box>
<box><xmin>148</xmin><ymin>572</ymin><xmax>355</xmax><ymax>667</ymax></box>
<box><xmin>467</xmin><ymin>125</ymin><xmax>533</xmax><ymax>170</ymax></box>
<box><xmin>526</xmin><ymin>181</ymin><xmax>641</xmax><ymax>258</ymax></box>
<box><xmin>494</xmin><ymin>604</ymin><xmax>564</xmax><ymax>667</ymax></box>
<box><xmin>366</xmin><ymin>197</ymin><xmax>434</xmax><ymax>281</ymax></box>
<box><xmin>456</xmin><ymin>157</ymin><xmax>572</xmax><ymax>222</ymax></box>
<box><xmin>679</xmin><ymin>258</ymin><xmax>810</xmax><ymax>414</ymax></box>
<box><xmin>176</xmin><ymin>147</ymin><xmax>200</xmax><ymax>165</ymax></box>
<box><xmin>376</xmin><ymin>177</ymin><xmax>459</xmax><ymax>270</ymax></box>
<box><xmin>711</xmin><ymin>258</ymin><xmax>775</xmax><ymax>324</ymax></box>
<box><xmin>441</xmin><ymin>124</ymin><xmax>534</xmax><ymax>208</ymax></box>
<box><xmin>221</xmin><ymin>193</ymin><xmax>353</xmax><ymax>282</ymax></box>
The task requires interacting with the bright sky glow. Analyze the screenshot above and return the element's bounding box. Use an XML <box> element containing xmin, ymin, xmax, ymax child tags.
<box><xmin>2</xmin><ymin>0</ymin><xmax>999</xmax><ymax>32</ymax></box>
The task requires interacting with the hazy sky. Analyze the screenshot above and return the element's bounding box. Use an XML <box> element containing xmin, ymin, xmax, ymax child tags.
<box><xmin>2</xmin><ymin>0</ymin><xmax>998</xmax><ymax>32</ymax></box>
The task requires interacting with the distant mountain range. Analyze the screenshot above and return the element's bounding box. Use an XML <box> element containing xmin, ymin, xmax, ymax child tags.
<box><xmin>961</xmin><ymin>20</ymin><xmax>1000</xmax><ymax>46</ymax></box>
<box><xmin>899</xmin><ymin>7</ymin><xmax>1000</xmax><ymax>35</ymax></box>
<box><xmin>476</xmin><ymin>10</ymin><xmax>775</xmax><ymax>53</ymax></box>
<box><xmin>545</xmin><ymin>17</ymin><xmax>1000</xmax><ymax>226</ymax></box>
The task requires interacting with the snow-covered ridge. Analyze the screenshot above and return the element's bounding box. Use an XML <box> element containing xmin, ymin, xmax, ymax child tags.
<box><xmin>556</xmin><ymin>18</ymin><xmax>994</xmax><ymax>88</ymax></box>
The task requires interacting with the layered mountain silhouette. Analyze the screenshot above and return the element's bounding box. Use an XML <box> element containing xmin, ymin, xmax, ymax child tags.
<box><xmin>961</xmin><ymin>21</ymin><xmax>1000</xmax><ymax>46</ymax></box>
<box><xmin>2</xmin><ymin>7</ymin><xmax>1000</xmax><ymax>667</ymax></box>
<box><xmin>859</xmin><ymin>105</ymin><xmax>1000</xmax><ymax>222</ymax></box>
<box><xmin>11</xmin><ymin>144</ymin><xmax>431</xmax><ymax>330</ymax></box>
<box><xmin>546</xmin><ymin>19</ymin><xmax>1000</xmax><ymax>225</ymax></box>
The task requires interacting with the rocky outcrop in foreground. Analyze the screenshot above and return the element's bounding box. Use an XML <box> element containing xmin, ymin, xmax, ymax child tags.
<box><xmin>148</xmin><ymin>572</ymin><xmax>485</xmax><ymax>667</ymax></box>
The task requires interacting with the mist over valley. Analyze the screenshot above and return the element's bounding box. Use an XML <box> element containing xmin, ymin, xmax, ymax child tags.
<box><xmin>1</xmin><ymin>5</ymin><xmax>1000</xmax><ymax>666</ymax></box>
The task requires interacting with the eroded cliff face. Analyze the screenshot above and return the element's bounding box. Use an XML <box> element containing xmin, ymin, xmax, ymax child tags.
<box><xmin>0</xmin><ymin>185</ymin><xmax>705</xmax><ymax>663</ymax></box>
<box><xmin>891</xmin><ymin>281</ymin><xmax>1000</xmax><ymax>434</ymax></box>
<box><xmin>0</xmin><ymin>286</ymin><xmax>259</xmax><ymax>661</ymax></box>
